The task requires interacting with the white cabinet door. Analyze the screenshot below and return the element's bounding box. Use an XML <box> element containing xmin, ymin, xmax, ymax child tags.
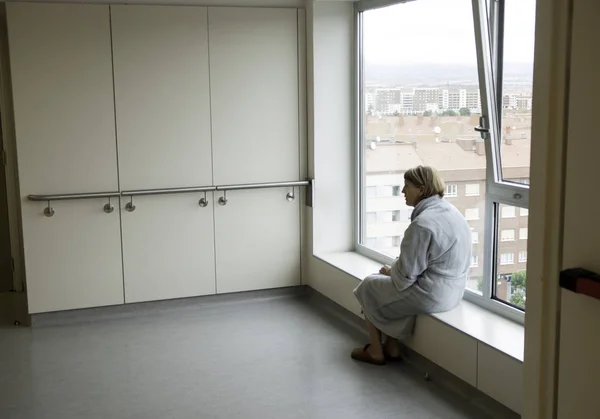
<box><xmin>112</xmin><ymin>5</ymin><xmax>215</xmax><ymax>303</ymax></box>
<box><xmin>7</xmin><ymin>3</ymin><xmax>118</xmax><ymax>194</ymax></box>
<box><xmin>214</xmin><ymin>188</ymin><xmax>300</xmax><ymax>293</ymax></box>
<box><xmin>111</xmin><ymin>5</ymin><xmax>212</xmax><ymax>190</ymax></box>
<box><xmin>22</xmin><ymin>200</ymin><xmax>124</xmax><ymax>314</ymax></box>
<box><xmin>7</xmin><ymin>3</ymin><xmax>123</xmax><ymax>313</ymax></box>
<box><xmin>121</xmin><ymin>193</ymin><xmax>216</xmax><ymax>303</ymax></box>
<box><xmin>208</xmin><ymin>7</ymin><xmax>300</xmax><ymax>185</ymax></box>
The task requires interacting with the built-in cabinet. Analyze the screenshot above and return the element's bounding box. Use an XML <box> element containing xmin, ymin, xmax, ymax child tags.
<box><xmin>208</xmin><ymin>7</ymin><xmax>299</xmax><ymax>185</ymax></box>
<box><xmin>111</xmin><ymin>5</ymin><xmax>216</xmax><ymax>304</ymax></box>
<box><xmin>111</xmin><ymin>5</ymin><xmax>213</xmax><ymax>190</ymax></box>
<box><xmin>8</xmin><ymin>4</ymin><xmax>124</xmax><ymax>313</ymax></box>
<box><xmin>7</xmin><ymin>3</ymin><xmax>304</xmax><ymax>313</ymax></box>
<box><xmin>215</xmin><ymin>188</ymin><xmax>300</xmax><ymax>294</ymax></box>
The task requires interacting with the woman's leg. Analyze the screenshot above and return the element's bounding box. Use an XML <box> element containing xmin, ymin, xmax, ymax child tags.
<box><xmin>365</xmin><ymin>319</ymin><xmax>384</xmax><ymax>360</ymax></box>
<box><xmin>351</xmin><ymin>318</ymin><xmax>385</xmax><ymax>364</ymax></box>
<box><xmin>384</xmin><ymin>336</ymin><xmax>401</xmax><ymax>358</ymax></box>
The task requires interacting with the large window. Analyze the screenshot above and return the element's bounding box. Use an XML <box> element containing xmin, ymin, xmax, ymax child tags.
<box><xmin>356</xmin><ymin>0</ymin><xmax>535</xmax><ymax>320</ymax></box>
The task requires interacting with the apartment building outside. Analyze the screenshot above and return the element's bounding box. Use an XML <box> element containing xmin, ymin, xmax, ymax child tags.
<box><xmin>372</xmin><ymin>86</ymin><xmax>483</xmax><ymax>115</ymax></box>
<box><xmin>413</xmin><ymin>87</ymin><xmax>441</xmax><ymax>112</ymax></box>
<box><xmin>503</xmin><ymin>93</ymin><xmax>533</xmax><ymax>110</ymax></box>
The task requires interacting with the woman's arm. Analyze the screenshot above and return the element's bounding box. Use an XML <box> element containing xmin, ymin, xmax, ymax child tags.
<box><xmin>391</xmin><ymin>223</ymin><xmax>433</xmax><ymax>291</ymax></box>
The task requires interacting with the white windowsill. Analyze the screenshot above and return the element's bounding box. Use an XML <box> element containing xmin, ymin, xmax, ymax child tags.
<box><xmin>314</xmin><ymin>251</ymin><xmax>525</xmax><ymax>362</ymax></box>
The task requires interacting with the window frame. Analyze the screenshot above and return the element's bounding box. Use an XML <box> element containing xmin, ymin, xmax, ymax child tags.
<box><xmin>354</xmin><ymin>0</ymin><xmax>529</xmax><ymax>323</ymax></box>
<box><xmin>519</xmin><ymin>250</ymin><xmax>528</xmax><ymax>263</ymax></box>
<box><xmin>445</xmin><ymin>184</ymin><xmax>458</xmax><ymax>198</ymax></box>
<box><xmin>500</xmin><ymin>252</ymin><xmax>515</xmax><ymax>265</ymax></box>
<box><xmin>520</xmin><ymin>227</ymin><xmax>528</xmax><ymax>240</ymax></box>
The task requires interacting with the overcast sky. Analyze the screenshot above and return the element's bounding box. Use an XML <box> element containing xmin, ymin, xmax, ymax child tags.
<box><xmin>363</xmin><ymin>0</ymin><xmax>536</xmax><ymax>66</ymax></box>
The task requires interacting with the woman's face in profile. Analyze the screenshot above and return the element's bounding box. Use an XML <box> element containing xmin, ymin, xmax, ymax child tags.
<box><xmin>402</xmin><ymin>181</ymin><xmax>423</xmax><ymax>207</ymax></box>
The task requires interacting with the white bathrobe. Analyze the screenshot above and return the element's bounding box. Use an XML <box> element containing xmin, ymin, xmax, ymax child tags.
<box><xmin>354</xmin><ymin>195</ymin><xmax>472</xmax><ymax>339</ymax></box>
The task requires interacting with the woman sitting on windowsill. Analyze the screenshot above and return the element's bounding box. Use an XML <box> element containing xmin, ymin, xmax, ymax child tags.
<box><xmin>352</xmin><ymin>165</ymin><xmax>472</xmax><ymax>365</ymax></box>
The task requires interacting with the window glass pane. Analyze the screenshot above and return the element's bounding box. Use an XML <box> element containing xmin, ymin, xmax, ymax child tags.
<box><xmin>465</xmin><ymin>208</ymin><xmax>479</xmax><ymax>220</ymax></box>
<box><xmin>360</xmin><ymin>0</ymin><xmax>483</xmax><ymax>261</ymax></box>
<box><xmin>377</xmin><ymin>185</ymin><xmax>393</xmax><ymax>197</ymax></box>
<box><xmin>500</xmin><ymin>229</ymin><xmax>515</xmax><ymax>241</ymax></box>
<box><xmin>366</xmin><ymin>212</ymin><xmax>376</xmax><ymax>223</ymax></box>
<box><xmin>445</xmin><ymin>184</ymin><xmax>458</xmax><ymax>198</ymax></box>
<box><xmin>465</xmin><ymin>183</ymin><xmax>480</xmax><ymax>196</ymax></box>
<box><xmin>466</xmin><ymin>206</ymin><xmax>486</xmax><ymax>296</ymax></box>
<box><xmin>500</xmin><ymin>253</ymin><xmax>514</xmax><ymax>264</ymax></box>
<box><xmin>377</xmin><ymin>211</ymin><xmax>393</xmax><ymax>223</ymax></box>
<box><xmin>501</xmin><ymin>206</ymin><xmax>516</xmax><ymax>218</ymax></box>
<box><xmin>499</xmin><ymin>0</ymin><xmax>536</xmax><ymax>183</ymax></box>
<box><xmin>495</xmin><ymin>204</ymin><xmax>528</xmax><ymax>309</ymax></box>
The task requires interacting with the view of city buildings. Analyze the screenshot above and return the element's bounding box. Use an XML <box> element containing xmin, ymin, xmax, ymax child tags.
<box><xmin>363</xmin><ymin>82</ymin><xmax>531</xmax><ymax>305</ymax></box>
<box><xmin>366</xmin><ymin>85</ymin><xmax>533</xmax><ymax>116</ymax></box>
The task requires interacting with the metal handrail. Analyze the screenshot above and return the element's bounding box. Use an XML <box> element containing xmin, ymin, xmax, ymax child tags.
<box><xmin>28</xmin><ymin>181</ymin><xmax>311</xmax><ymax>200</ymax></box>
<box><xmin>28</xmin><ymin>191</ymin><xmax>120</xmax><ymax>201</ymax></box>
<box><xmin>216</xmin><ymin>180</ymin><xmax>310</xmax><ymax>192</ymax></box>
<box><xmin>120</xmin><ymin>185</ymin><xmax>216</xmax><ymax>197</ymax></box>
<box><xmin>27</xmin><ymin>180</ymin><xmax>314</xmax><ymax>215</ymax></box>
<box><xmin>28</xmin><ymin>191</ymin><xmax>120</xmax><ymax>217</ymax></box>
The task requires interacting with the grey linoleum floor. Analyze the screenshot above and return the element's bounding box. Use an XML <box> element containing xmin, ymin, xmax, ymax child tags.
<box><xmin>0</xmin><ymin>289</ymin><xmax>500</xmax><ymax>419</ymax></box>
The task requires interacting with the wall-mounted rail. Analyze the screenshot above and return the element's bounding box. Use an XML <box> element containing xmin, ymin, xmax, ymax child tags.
<box><xmin>28</xmin><ymin>191</ymin><xmax>120</xmax><ymax>217</ymax></box>
<box><xmin>28</xmin><ymin>179</ymin><xmax>314</xmax><ymax>215</ymax></box>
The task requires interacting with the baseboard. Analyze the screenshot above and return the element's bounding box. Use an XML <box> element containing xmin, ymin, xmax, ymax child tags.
<box><xmin>0</xmin><ymin>291</ymin><xmax>30</xmax><ymax>327</ymax></box>
<box><xmin>31</xmin><ymin>285</ymin><xmax>310</xmax><ymax>328</ymax></box>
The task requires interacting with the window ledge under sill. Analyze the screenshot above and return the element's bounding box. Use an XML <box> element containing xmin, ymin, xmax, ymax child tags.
<box><xmin>314</xmin><ymin>251</ymin><xmax>525</xmax><ymax>362</ymax></box>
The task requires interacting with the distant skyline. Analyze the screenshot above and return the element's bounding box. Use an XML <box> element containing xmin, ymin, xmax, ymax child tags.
<box><xmin>364</xmin><ymin>62</ymin><xmax>533</xmax><ymax>88</ymax></box>
<box><xmin>363</xmin><ymin>0</ymin><xmax>536</xmax><ymax>67</ymax></box>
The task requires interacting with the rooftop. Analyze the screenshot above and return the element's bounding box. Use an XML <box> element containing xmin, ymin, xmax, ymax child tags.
<box><xmin>365</xmin><ymin>114</ymin><xmax>531</xmax><ymax>175</ymax></box>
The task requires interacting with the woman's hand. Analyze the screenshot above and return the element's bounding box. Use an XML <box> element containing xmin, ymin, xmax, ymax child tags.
<box><xmin>379</xmin><ymin>265</ymin><xmax>391</xmax><ymax>276</ymax></box>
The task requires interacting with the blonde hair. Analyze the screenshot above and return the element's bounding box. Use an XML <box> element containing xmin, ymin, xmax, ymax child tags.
<box><xmin>404</xmin><ymin>166</ymin><xmax>445</xmax><ymax>199</ymax></box>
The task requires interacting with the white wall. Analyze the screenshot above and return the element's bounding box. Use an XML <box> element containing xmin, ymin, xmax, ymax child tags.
<box><xmin>521</xmin><ymin>0</ymin><xmax>570</xmax><ymax>415</ymax></box>
<box><xmin>307</xmin><ymin>0</ymin><xmax>354</xmax><ymax>256</ymax></box>
<box><xmin>305</xmin><ymin>0</ymin><xmax>358</xmax><ymax>312</ymax></box>
<box><xmin>555</xmin><ymin>0</ymin><xmax>600</xmax><ymax>417</ymax></box>
<box><xmin>522</xmin><ymin>0</ymin><xmax>600</xmax><ymax>417</ymax></box>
